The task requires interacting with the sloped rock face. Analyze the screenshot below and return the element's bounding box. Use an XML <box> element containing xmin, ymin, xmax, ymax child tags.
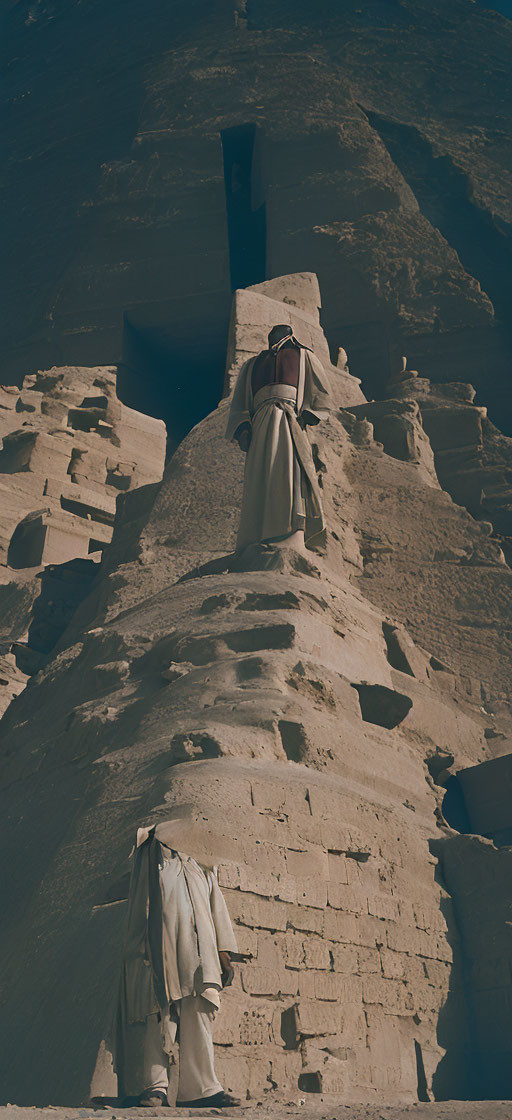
<box><xmin>2</xmin><ymin>1</ymin><xmax>512</xmax><ymax>427</ymax></box>
<box><xmin>0</xmin><ymin>366</ymin><xmax>165</xmax><ymax>716</ymax></box>
<box><xmin>378</xmin><ymin>371</ymin><xmax>512</xmax><ymax>565</ymax></box>
<box><xmin>1</xmin><ymin>277</ymin><xmax>511</xmax><ymax>1106</ymax></box>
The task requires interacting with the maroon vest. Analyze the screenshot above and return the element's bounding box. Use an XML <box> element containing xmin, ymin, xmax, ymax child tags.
<box><xmin>251</xmin><ymin>342</ymin><xmax>300</xmax><ymax>395</ymax></box>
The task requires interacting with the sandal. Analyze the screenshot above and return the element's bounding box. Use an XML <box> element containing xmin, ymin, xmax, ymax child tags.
<box><xmin>176</xmin><ymin>1090</ymin><xmax>241</xmax><ymax>1108</ymax></box>
<box><xmin>138</xmin><ymin>1088</ymin><xmax>169</xmax><ymax>1107</ymax></box>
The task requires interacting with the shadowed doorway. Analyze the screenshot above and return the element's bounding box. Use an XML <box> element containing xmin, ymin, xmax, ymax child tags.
<box><xmin>118</xmin><ymin>298</ymin><xmax>230</xmax><ymax>458</ymax></box>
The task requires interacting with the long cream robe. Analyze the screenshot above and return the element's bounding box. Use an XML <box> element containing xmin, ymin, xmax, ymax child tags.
<box><xmin>112</xmin><ymin>826</ymin><xmax>238</xmax><ymax>1097</ymax></box>
<box><xmin>226</xmin><ymin>348</ymin><xmax>331</xmax><ymax>549</ymax></box>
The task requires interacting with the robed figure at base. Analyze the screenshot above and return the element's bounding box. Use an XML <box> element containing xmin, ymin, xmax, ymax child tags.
<box><xmin>112</xmin><ymin>824</ymin><xmax>240</xmax><ymax>1109</ymax></box>
<box><xmin>226</xmin><ymin>324</ymin><xmax>330</xmax><ymax>552</ymax></box>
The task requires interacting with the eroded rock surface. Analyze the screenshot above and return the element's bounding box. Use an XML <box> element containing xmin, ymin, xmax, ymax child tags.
<box><xmin>0</xmin><ymin>366</ymin><xmax>165</xmax><ymax>715</ymax></box>
<box><xmin>2</xmin><ymin>1</ymin><xmax>512</xmax><ymax>427</ymax></box>
<box><xmin>378</xmin><ymin>368</ymin><xmax>512</xmax><ymax>565</ymax></box>
<box><xmin>1</xmin><ymin>277</ymin><xmax>511</xmax><ymax>1107</ymax></box>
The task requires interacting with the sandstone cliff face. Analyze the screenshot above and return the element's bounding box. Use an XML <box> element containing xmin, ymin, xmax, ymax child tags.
<box><xmin>0</xmin><ymin>277</ymin><xmax>511</xmax><ymax>1105</ymax></box>
<box><xmin>2</xmin><ymin>1</ymin><xmax>512</xmax><ymax>429</ymax></box>
<box><xmin>0</xmin><ymin>366</ymin><xmax>165</xmax><ymax>716</ymax></box>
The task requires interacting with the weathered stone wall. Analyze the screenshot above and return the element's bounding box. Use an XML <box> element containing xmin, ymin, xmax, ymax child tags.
<box><xmin>0</xmin><ymin>277</ymin><xmax>511</xmax><ymax>1106</ymax></box>
<box><xmin>0</xmin><ymin>366</ymin><xmax>165</xmax><ymax>715</ymax></box>
<box><xmin>2</xmin><ymin>1</ymin><xmax>512</xmax><ymax>424</ymax></box>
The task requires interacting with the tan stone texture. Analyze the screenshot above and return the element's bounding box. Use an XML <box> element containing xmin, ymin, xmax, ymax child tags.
<box><xmin>0</xmin><ymin>367</ymin><xmax>165</xmax><ymax>715</ymax></box>
<box><xmin>0</xmin><ymin>277</ymin><xmax>511</xmax><ymax>1107</ymax></box>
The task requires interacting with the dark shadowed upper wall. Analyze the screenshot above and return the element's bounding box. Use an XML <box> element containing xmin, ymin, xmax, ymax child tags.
<box><xmin>478</xmin><ymin>0</ymin><xmax>512</xmax><ymax>15</ymax></box>
<box><xmin>2</xmin><ymin>0</ymin><xmax>512</xmax><ymax>431</ymax></box>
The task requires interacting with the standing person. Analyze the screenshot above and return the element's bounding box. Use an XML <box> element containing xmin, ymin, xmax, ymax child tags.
<box><xmin>113</xmin><ymin>823</ymin><xmax>240</xmax><ymax>1109</ymax></box>
<box><xmin>226</xmin><ymin>324</ymin><xmax>331</xmax><ymax>552</ymax></box>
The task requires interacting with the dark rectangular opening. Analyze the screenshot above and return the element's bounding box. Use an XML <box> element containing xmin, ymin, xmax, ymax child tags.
<box><xmin>118</xmin><ymin>295</ymin><xmax>230</xmax><ymax>459</ymax></box>
<box><xmin>221</xmin><ymin>123</ymin><xmax>266</xmax><ymax>290</ymax></box>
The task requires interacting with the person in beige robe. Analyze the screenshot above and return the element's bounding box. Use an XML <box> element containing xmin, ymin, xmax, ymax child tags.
<box><xmin>113</xmin><ymin>823</ymin><xmax>240</xmax><ymax>1108</ymax></box>
<box><xmin>226</xmin><ymin>324</ymin><xmax>331</xmax><ymax>552</ymax></box>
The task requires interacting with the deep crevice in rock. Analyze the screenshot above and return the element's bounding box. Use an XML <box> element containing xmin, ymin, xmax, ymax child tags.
<box><xmin>382</xmin><ymin>621</ymin><xmax>415</xmax><ymax>676</ymax></box>
<box><xmin>414</xmin><ymin>1040</ymin><xmax>431</xmax><ymax>1103</ymax></box>
<box><xmin>221</xmin><ymin>122</ymin><xmax>267</xmax><ymax>291</ymax></box>
<box><xmin>279</xmin><ymin>719</ymin><xmax>308</xmax><ymax>762</ymax></box>
<box><xmin>441</xmin><ymin>778</ymin><xmax>472</xmax><ymax>835</ymax></box>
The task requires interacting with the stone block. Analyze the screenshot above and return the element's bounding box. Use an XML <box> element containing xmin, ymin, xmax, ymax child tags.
<box><xmin>334</xmin><ymin>975</ymin><xmax>364</xmax><ymax>1005</ymax></box>
<box><xmin>380</xmin><ymin>948</ymin><xmax>406</xmax><ymax>980</ymax></box>
<box><xmin>241</xmin><ymin>963</ymin><xmax>281</xmax><ymax>999</ymax></box>
<box><xmin>303</xmin><ymin>937</ymin><xmax>331</xmax><ymax>970</ymax></box>
<box><xmin>255</xmin><ymin>933</ymin><xmax>284</xmax><ymax>971</ymax></box>
<box><xmin>268</xmin><ymin>1049</ymin><xmax>303</xmax><ymax>1091</ymax></box>
<box><xmin>386</xmin><ymin>923</ymin><xmax>420</xmax><ymax>954</ymax></box>
<box><xmin>421</xmin><ymin>957</ymin><xmax>454</xmax><ymax>988</ymax></box>
<box><xmin>275</xmin><ymin>873</ymin><xmax>297</xmax><ymax>904</ymax></box>
<box><xmin>327</xmin><ymin>850</ymin><xmax>349</xmax><ymax>884</ymax></box>
<box><xmin>367</xmin><ymin>893</ymin><xmax>400</xmax><ymax>922</ymax></box>
<box><xmin>292</xmin><ymin>813</ymin><xmax>326</xmax><ymax>847</ymax></box>
<box><xmin>323</xmin><ymin>909</ymin><xmax>358</xmax><ymax>943</ymax></box>
<box><xmin>355</xmin><ymin>915</ymin><xmax>386</xmax><ymax>949</ymax></box>
<box><xmin>330</xmin><ymin>943</ymin><xmax>359</xmax><ymax>974</ymax></box>
<box><xmin>413</xmin><ymin>902</ymin><xmax>449</xmax><ymax>933</ymax></box>
<box><xmin>457</xmin><ymin>753</ymin><xmax>512</xmax><ymax>838</ymax></box>
<box><xmin>357</xmin><ymin>947</ymin><xmax>381</xmax><ymax>974</ymax></box>
<box><xmin>297</xmin><ymin>972</ymin><xmax>316</xmax><ymax>1000</ymax></box>
<box><xmin>238</xmin><ymin>864</ymin><xmax>278</xmax><ymax>898</ymax></box>
<box><xmin>285</xmin><ymin>846</ymin><xmax>329</xmax><ymax>880</ymax></box>
<box><xmin>416</xmin><ymin>929</ymin><xmax>453</xmax><ymax>963</ymax></box>
<box><xmin>239</xmin><ymin>1005</ymin><xmax>273</xmax><ymax>1047</ymax></box>
<box><xmin>211</xmin><ymin>1001</ymin><xmax>242</xmax><ymax>1045</ymax></box>
<box><xmin>299</xmin><ymin>1045</ymin><xmax>349</xmax><ymax>1094</ymax></box>
<box><xmin>287</xmin><ymin>903</ymin><xmax>324</xmax><ymax>934</ymax></box>
<box><xmin>217</xmin><ymin>861</ymin><xmax>241</xmax><ymax>889</ymax></box>
<box><xmin>298</xmin><ymin>968</ymin><xmax>345</xmax><ymax>1003</ymax></box>
<box><xmin>284</xmin><ymin>931</ymin><xmax>304</xmax><ymax>969</ymax></box>
<box><xmin>242</xmin><ymin>965</ymin><xmax>291</xmax><ymax>997</ymax></box>
<box><xmin>226</xmin><ymin>890</ymin><xmax>289</xmax><ymax>931</ymax></box>
<box><xmin>212</xmin><ymin>1053</ymin><xmax>251</xmax><ymax>1098</ymax></box>
<box><xmin>327</xmin><ymin>881</ymin><xmax>367</xmax><ymax>911</ymax></box>
<box><xmin>295</xmin><ymin>999</ymin><xmax>344</xmax><ymax>1038</ymax></box>
<box><xmin>233</xmin><ymin>926</ymin><xmax>258</xmax><ymax>959</ymax></box>
<box><xmin>314</xmin><ymin>972</ymin><xmax>348</xmax><ymax>1002</ymax></box>
<box><xmin>362</xmin><ymin>976</ymin><xmax>411</xmax><ymax>1014</ymax></box>
<box><xmin>409</xmin><ymin>979</ymin><xmax>445</xmax><ymax>1015</ymax></box>
<box><xmin>421</xmin><ymin>403</ymin><xmax>483</xmax><ymax>451</ymax></box>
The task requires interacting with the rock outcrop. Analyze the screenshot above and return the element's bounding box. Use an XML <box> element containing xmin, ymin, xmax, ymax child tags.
<box><xmin>0</xmin><ymin>366</ymin><xmax>165</xmax><ymax>715</ymax></box>
<box><xmin>382</xmin><ymin>367</ymin><xmax>512</xmax><ymax>565</ymax></box>
<box><xmin>0</xmin><ymin>276</ymin><xmax>511</xmax><ymax>1106</ymax></box>
<box><xmin>2</xmin><ymin>1</ymin><xmax>512</xmax><ymax>428</ymax></box>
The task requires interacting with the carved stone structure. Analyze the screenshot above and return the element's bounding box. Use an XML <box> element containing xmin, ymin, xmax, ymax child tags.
<box><xmin>0</xmin><ymin>277</ymin><xmax>511</xmax><ymax>1107</ymax></box>
<box><xmin>2</xmin><ymin>0</ymin><xmax>512</xmax><ymax>1110</ymax></box>
<box><xmin>3</xmin><ymin>1</ymin><xmax>512</xmax><ymax>429</ymax></box>
<box><xmin>0</xmin><ymin>367</ymin><xmax>165</xmax><ymax>715</ymax></box>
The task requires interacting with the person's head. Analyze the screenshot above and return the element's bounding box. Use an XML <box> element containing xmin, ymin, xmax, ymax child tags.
<box><xmin>268</xmin><ymin>323</ymin><xmax>293</xmax><ymax>349</ymax></box>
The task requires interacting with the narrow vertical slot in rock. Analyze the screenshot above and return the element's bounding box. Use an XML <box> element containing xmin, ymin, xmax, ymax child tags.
<box><xmin>221</xmin><ymin>123</ymin><xmax>267</xmax><ymax>290</ymax></box>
